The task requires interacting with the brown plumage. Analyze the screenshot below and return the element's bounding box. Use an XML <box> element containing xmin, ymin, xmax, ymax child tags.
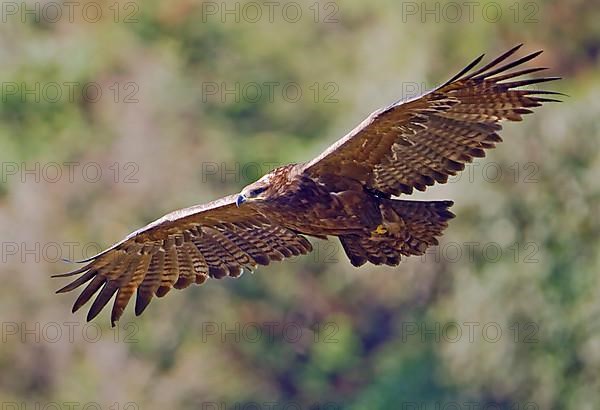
<box><xmin>54</xmin><ymin>45</ymin><xmax>561</xmax><ymax>325</ymax></box>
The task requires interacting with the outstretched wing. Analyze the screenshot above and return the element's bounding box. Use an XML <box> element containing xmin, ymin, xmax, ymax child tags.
<box><xmin>53</xmin><ymin>195</ymin><xmax>312</xmax><ymax>325</ymax></box>
<box><xmin>302</xmin><ymin>44</ymin><xmax>562</xmax><ymax>195</ymax></box>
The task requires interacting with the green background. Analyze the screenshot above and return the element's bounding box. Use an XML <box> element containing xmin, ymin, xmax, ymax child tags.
<box><xmin>0</xmin><ymin>0</ymin><xmax>598</xmax><ymax>409</ymax></box>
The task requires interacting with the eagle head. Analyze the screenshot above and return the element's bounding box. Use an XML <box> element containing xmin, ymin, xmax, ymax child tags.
<box><xmin>236</xmin><ymin>173</ymin><xmax>272</xmax><ymax>207</ymax></box>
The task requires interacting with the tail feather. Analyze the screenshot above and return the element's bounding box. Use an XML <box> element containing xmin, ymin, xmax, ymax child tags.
<box><xmin>339</xmin><ymin>199</ymin><xmax>454</xmax><ymax>267</ymax></box>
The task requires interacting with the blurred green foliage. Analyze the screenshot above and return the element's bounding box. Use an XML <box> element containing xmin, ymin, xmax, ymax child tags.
<box><xmin>0</xmin><ymin>0</ymin><xmax>598</xmax><ymax>409</ymax></box>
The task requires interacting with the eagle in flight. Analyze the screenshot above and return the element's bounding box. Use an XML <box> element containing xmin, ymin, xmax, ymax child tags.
<box><xmin>55</xmin><ymin>45</ymin><xmax>561</xmax><ymax>325</ymax></box>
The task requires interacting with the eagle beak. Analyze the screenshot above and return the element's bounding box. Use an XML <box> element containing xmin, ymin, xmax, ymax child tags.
<box><xmin>236</xmin><ymin>194</ymin><xmax>246</xmax><ymax>207</ymax></box>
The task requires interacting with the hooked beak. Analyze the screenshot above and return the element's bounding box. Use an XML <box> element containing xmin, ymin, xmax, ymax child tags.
<box><xmin>235</xmin><ymin>194</ymin><xmax>246</xmax><ymax>207</ymax></box>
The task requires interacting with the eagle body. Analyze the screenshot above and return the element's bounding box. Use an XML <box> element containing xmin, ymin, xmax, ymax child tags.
<box><xmin>54</xmin><ymin>45</ymin><xmax>561</xmax><ymax>325</ymax></box>
<box><xmin>254</xmin><ymin>164</ymin><xmax>381</xmax><ymax>237</ymax></box>
<box><xmin>249</xmin><ymin>163</ymin><xmax>454</xmax><ymax>268</ymax></box>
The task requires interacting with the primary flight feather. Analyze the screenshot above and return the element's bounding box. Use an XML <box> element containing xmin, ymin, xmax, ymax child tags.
<box><xmin>54</xmin><ymin>44</ymin><xmax>561</xmax><ymax>325</ymax></box>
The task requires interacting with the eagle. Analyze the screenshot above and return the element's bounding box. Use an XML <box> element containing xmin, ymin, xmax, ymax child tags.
<box><xmin>54</xmin><ymin>44</ymin><xmax>561</xmax><ymax>325</ymax></box>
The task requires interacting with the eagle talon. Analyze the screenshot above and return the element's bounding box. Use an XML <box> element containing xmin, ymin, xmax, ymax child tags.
<box><xmin>372</xmin><ymin>224</ymin><xmax>388</xmax><ymax>235</ymax></box>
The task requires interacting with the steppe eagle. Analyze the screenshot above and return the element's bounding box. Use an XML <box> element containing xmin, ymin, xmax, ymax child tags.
<box><xmin>54</xmin><ymin>45</ymin><xmax>561</xmax><ymax>325</ymax></box>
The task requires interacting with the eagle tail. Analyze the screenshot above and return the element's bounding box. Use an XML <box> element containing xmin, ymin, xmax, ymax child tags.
<box><xmin>339</xmin><ymin>199</ymin><xmax>455</xmax><ymax>267</ymax></box>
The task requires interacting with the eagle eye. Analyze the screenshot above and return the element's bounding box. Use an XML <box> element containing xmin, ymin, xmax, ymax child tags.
<box><xmin>249</xmin><ymin>186</ymin><xmax>267</xmax><ymax>197</ymax></box>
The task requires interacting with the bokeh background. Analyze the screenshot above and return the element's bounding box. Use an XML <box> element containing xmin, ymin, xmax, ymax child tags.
<box><xmin>1</xmin><ymin>0</ymin><xmax>598</xmax><ymax>408</ymax></box>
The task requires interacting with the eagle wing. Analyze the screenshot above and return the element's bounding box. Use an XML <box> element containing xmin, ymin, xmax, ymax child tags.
<box><xmin>53</xmin><ymin>195</ymin><xmax>312</xmax><ymax>325</ymax></box>
<box><xmin>302</xmin><ymin>44</ymin><xmax>562</xmax><ymax>195</ymax></box>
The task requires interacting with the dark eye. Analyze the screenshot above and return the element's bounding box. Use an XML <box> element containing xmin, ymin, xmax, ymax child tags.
<box><xmin>250</xmin><ymin>187</ymin><xmax>266</xmax><ymax>197</ymax></box>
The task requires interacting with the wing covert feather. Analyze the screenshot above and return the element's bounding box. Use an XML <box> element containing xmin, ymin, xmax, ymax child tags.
<box><xmin>302</xmin><ymin>44</ymin><xmax>562</xmax><ymax>195</ymax></box>
<box><xmin>54</xmin><ymin>195</ymin><xmax>312</xmax><ymax>325</ymax></box>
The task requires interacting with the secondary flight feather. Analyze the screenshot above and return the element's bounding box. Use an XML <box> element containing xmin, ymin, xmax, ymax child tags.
<box><xmin>54</xmin><ymin>44</ymin><xmax>562</xmax><ymax>325</ymax></box>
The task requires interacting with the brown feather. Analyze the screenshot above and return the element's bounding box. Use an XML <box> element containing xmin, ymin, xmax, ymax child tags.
<box><xmin>55</xmin><ymin>46</ymin><xmax>560</xmax><ymax>325</ymax></box>
<box><xmin>55</xmin><ymin>195</ymin><xmax>313</xmax><ymax>324</ymax></box>
<box><xmin>302</xmin><ymin>46</ymin><xmax>560</xmax><ymax>196</ymax></box>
